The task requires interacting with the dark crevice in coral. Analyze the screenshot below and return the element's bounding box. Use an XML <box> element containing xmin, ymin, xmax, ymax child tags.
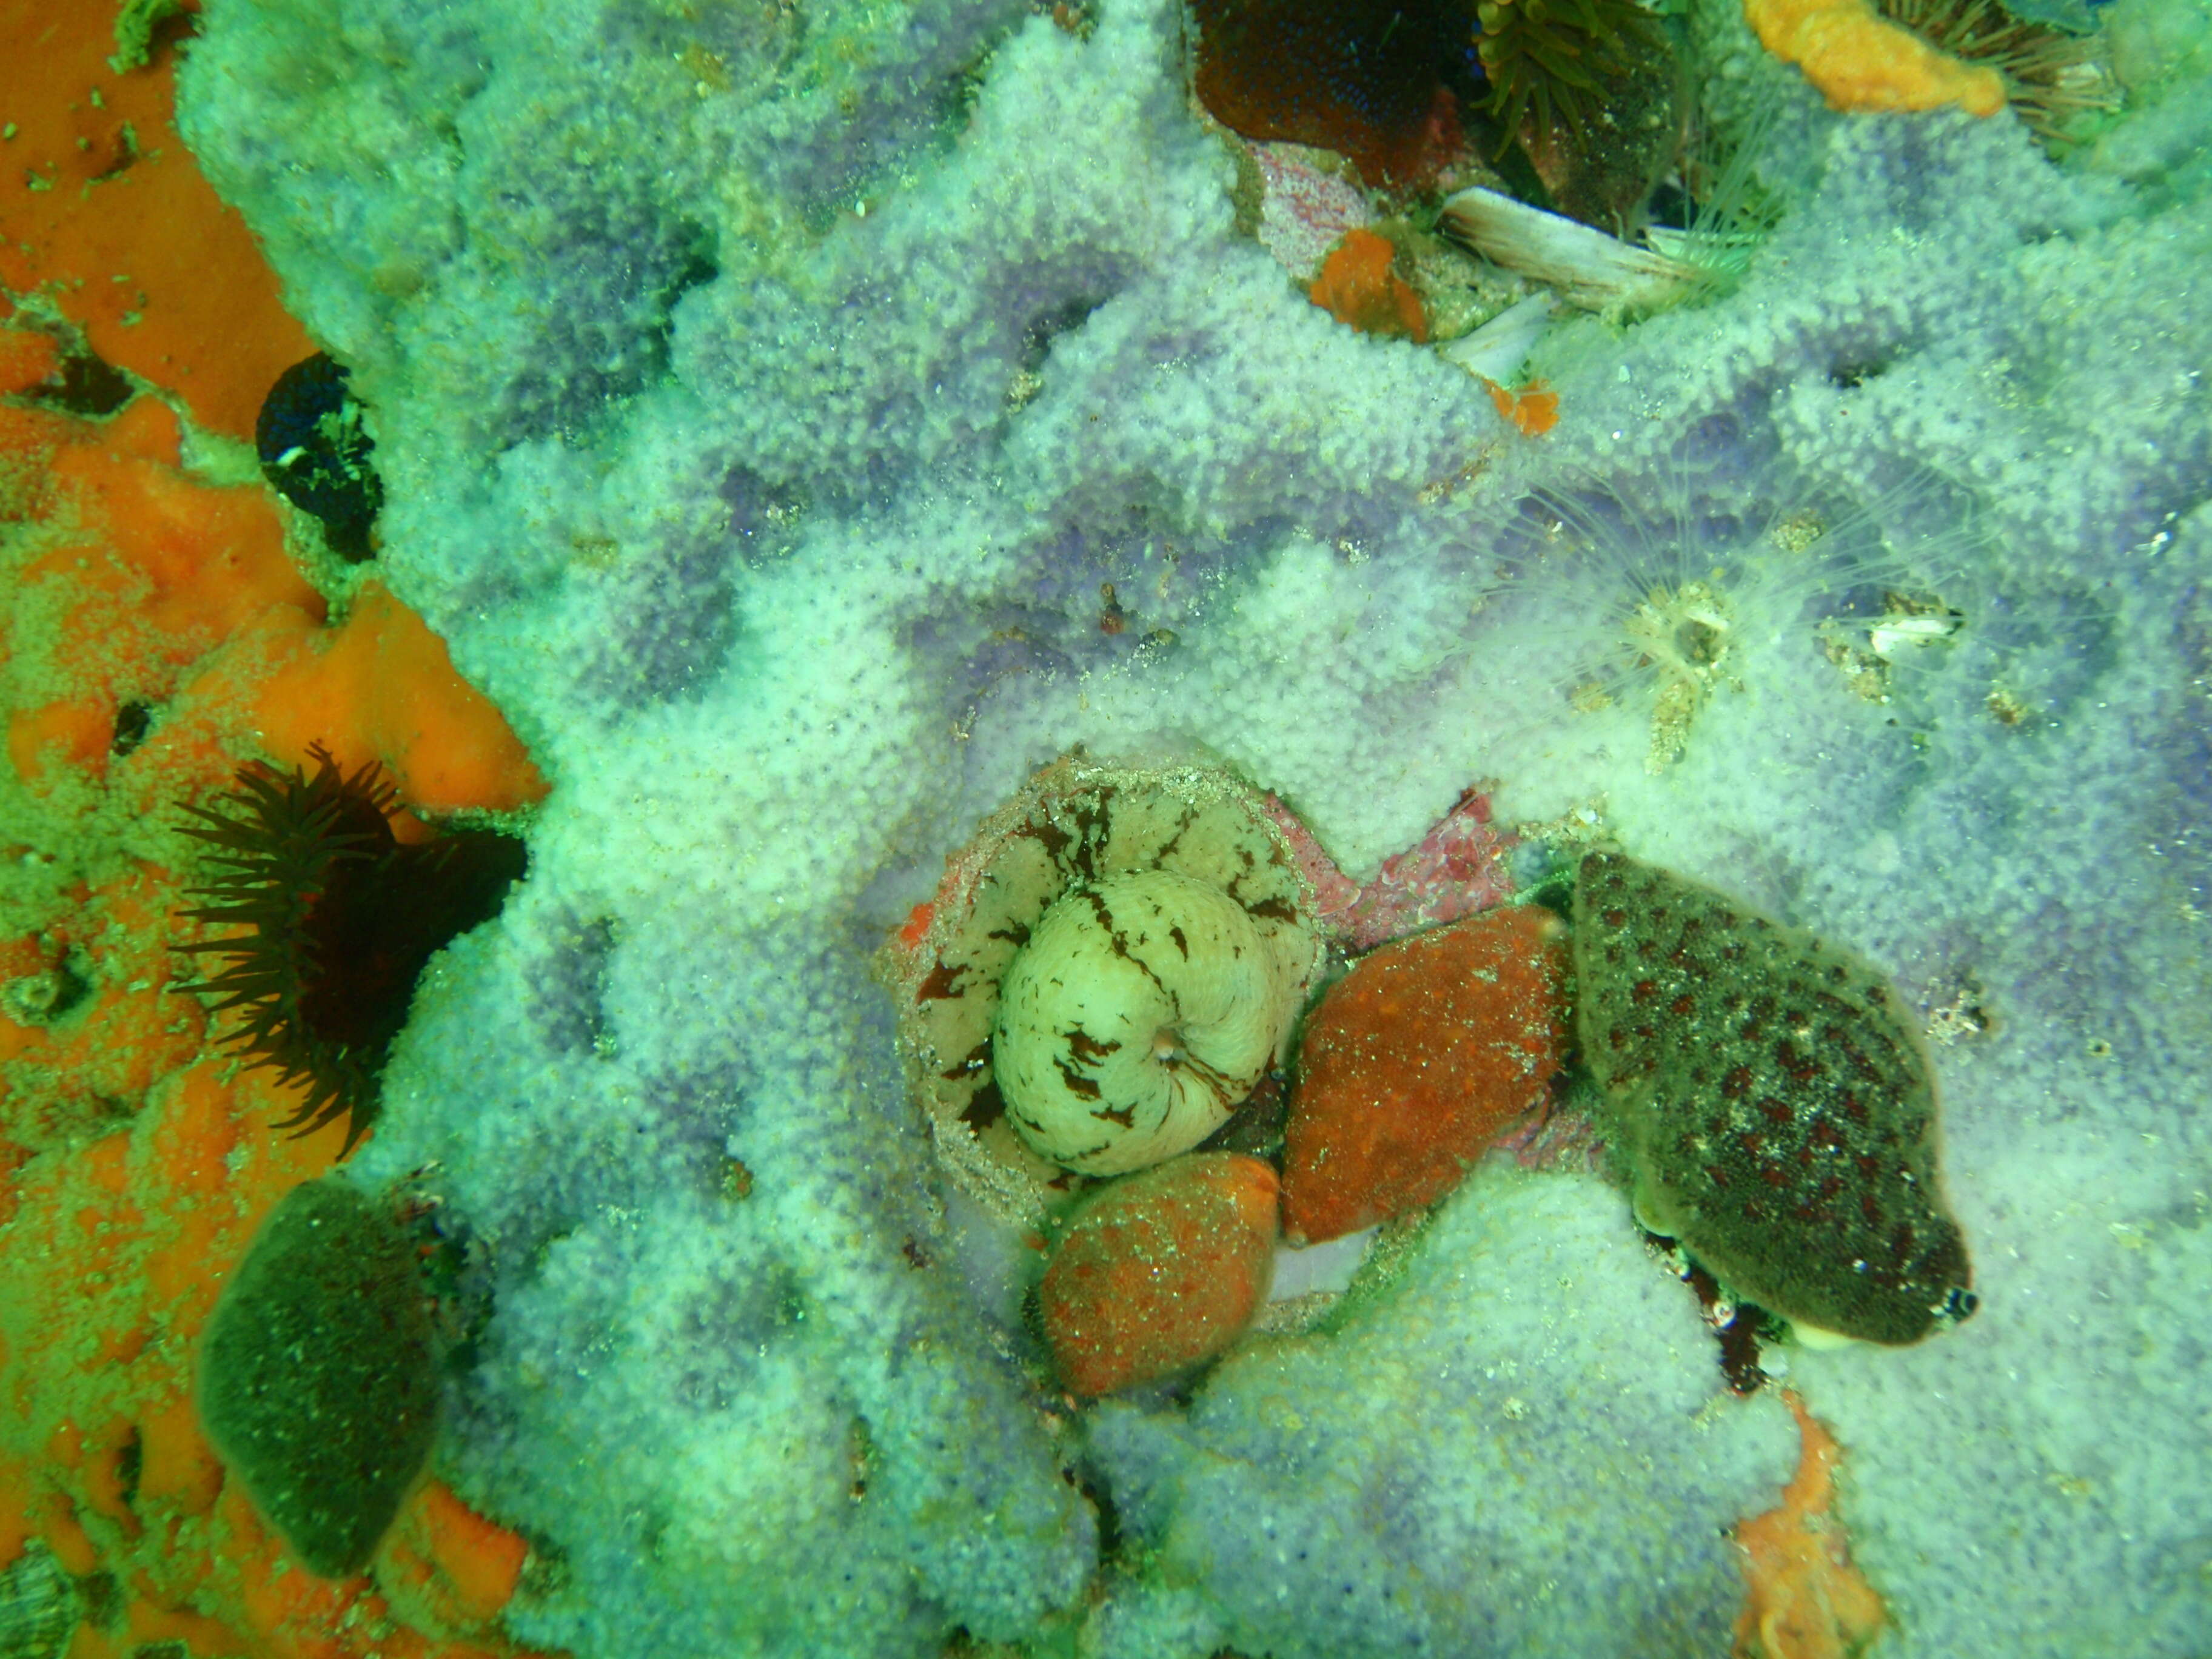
<box><xmin>111</xmin><ymin>699</ymin><xmax>155</xmax><ymax>756</ymax></box>
<box><xmin>1827</xmin><ymin>358</ymin><xmax>1892</xmax><ymax>390</ymax></box>
<box><xmin>19</xmin><ymin>346</ymin><xmax>136</xmax><ymax>418</ymax></box>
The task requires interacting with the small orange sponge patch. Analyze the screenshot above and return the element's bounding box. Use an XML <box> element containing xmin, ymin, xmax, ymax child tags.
<box><xmin>1282</xmin><ymin>905</ymin><xmax>1568</xmax><ymax>1245</ymax></box>
<box><xmin>1483</xmin><ymin>376</ymin><xmax>1560</xmax><ymax>438</ymax></box>
<box><xmin>1743</xmin><ymin>0</ymin><xmax>2006</xmax><ymax>115</ymax></box>
<box><xmin>1733</xmin><ymin>1390</ymin><xmax>1889</xmax><ymax>1658</ymax></box>
<box><xmin>1309</xmin><ymin>229</ymin><xmax>1430</xmax><ymax>343</ymax></box>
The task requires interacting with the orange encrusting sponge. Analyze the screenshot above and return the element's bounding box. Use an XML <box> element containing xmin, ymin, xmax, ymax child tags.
<box><xmin>0</xmin><ymin>0</ymin><xmax>318</xmax><ymax>441</ymax></box>
<box><xmin>1743</xmin><ymin>0</ymin><xmax>2006</xmax><ymax>115</ymax></box>
<box><xmin>253</xmin><ymin>581</ymin><xmax>549</xmax><ymax>820</ymax></box>
<box><xmin>1</xmin><ymin>7</ymin><xmax>551</xmax><ymax>1646</ymax></box>
<box><xmin>1733</xmin><ymin>1390</ymin><xmax>1889</xmax><ymax>1658</ymax></box>
<box><xmin>0</xmin><ymin>939</ymin><xmax>549</xmax><ymax>1658</ymax></box>
<box><xmin>5</xmin><ymin>394</ymin><xmax>323</xmax><ymax>794</ymax></box>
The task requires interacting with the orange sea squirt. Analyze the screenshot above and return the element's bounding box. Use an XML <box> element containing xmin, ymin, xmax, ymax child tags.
<box><xmin>1282</xmin><ymin>904</ymin><xmax>1567</xmax><ymax>1245</ymax></box>
<box><xmin>1040</xmin><ymin>1153</ymin><xmax>1279</xmax><ymax>1396</ymax></box>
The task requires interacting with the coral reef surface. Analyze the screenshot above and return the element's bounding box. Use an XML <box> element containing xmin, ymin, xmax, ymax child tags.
<box><xmin>139</xmin><ymin>0</ymin><xmax>2212</xmax><ymax>1652</ymax></box>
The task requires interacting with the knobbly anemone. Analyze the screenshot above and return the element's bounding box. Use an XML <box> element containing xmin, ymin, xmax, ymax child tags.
<box><xmin>175</xmin><ymin>745</ymin><xmax>527</xmax><ymax>1151</ymax></box>
<box><xmin>886</xmin><ymin>754</ymin><xmax>1321</xmax><ymax>1224</ymax></box>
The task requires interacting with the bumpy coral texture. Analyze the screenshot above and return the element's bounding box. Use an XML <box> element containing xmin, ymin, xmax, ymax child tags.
<box><xmin>176</xmin><ymin>0</ymin><xmax>2212</xmax><ymax>1653</ymax></box>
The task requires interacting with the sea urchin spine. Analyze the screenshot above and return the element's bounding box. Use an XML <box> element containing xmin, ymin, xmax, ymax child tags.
<box><xmin>175</xmin><ymin>745</ymin><xmax>527</xmax><ymax>1151</ymax></box>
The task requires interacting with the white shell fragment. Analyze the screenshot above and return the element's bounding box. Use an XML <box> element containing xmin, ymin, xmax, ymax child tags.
<box><xmin>1439</xmin><ymin>187</ymin><xmax>1695</xmax><ymax>313</ymax></box>
<box><xmin>1437</xmin><ymin>292</ymin><xmax>1557</xmax><ymax>384</ymax></box>
<box><xmin>995</xmin><ymin>870</ymin><xmax>1287</xmax><ymax>1176</ymax></box>
<box><xmin>1868</xmin><ymin>609</ymin><xmax>1965</xmax><ymax>658</ymax></box>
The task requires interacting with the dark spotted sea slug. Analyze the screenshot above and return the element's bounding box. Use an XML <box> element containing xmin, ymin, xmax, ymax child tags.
<box><xmin>175</xmin><ymin>744</ymin><xmax>527</xmax><ymax>1150</ymax></box>
<box><xmin>1572</xmin><ymin>850</ymin><xmax>1976</xmax><ymax>1344</ymax></box>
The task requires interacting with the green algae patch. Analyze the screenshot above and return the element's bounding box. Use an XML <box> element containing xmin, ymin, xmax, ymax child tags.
<box><xmin>198</xmin><ymin>1176</ymin><xmax>439</xmax><ymax>1575</ymax></box>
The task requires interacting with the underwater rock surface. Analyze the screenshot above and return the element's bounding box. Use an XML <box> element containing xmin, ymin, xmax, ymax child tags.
<box><xmin>177</xmin><ymin>0</ymin><xmax>2212</xmax><ymax>1653</ymax></box>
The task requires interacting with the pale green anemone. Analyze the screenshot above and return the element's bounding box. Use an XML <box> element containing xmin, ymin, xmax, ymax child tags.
<box><xmin>887</xmin><ymin>754</ymin><xmax>1319</xmax><ymax>1224</ymax></box>
<box><xmin>994</xmin><ymin>870</ymin><xmax>1285</xmax><ymax>1176</ymax></box>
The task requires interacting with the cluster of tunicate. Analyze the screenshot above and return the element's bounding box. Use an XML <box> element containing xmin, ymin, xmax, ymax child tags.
<box><xmin>1572</xmin><ymin>850</ymin><xmax>1976</xmax><ymax>1344</ymax></box>
<box><xmin>888</xmin><ymin>756</ymin><xmax>1320</xmax><ymax>1224</ymax></box>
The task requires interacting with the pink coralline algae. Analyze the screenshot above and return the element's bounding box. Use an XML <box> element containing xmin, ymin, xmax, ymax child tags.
<box><xmin>1264</xmin><ymin>786</ymin><xmax>1517</xmax><ymax>951</ymax></box>
<box><xmin>1250</xmin><ymin>144</ymin><xmax>1374</xmax><ymax>281</ymax></box>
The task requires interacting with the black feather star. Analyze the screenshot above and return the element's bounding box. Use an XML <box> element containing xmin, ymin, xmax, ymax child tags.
<box><xmin>175</xmin><ymin>745</ymin><xmax>526</xmax><ymax>1153</ymax></box>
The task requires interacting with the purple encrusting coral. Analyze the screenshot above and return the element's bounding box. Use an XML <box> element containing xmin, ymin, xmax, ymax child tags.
<box><xmin>174</xmin><ymin>0</ymin><xmax>2212</xmax><ymax>1652</ymax></box>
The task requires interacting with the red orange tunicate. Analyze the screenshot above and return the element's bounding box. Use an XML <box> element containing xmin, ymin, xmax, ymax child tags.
<box><xmin>1039</xmin><ymin>1153</ymin><xmax>1279</xmax><ymax>1396</ymax></box>
<box><xmin>1282</xmin><ymin>905</ymin><xmax>1568</xmax><ymax>1245</ymax></box>
<box><xmin>1192</xmin><ymin>0</ymin><xmax>1476</xmax><ymax>189</ymax></box>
